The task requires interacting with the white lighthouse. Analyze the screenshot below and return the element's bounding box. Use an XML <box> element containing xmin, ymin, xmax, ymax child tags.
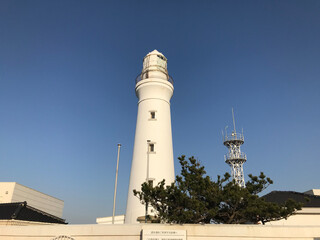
<box><xmin>125</xmin><ymin>50</ymin><xmax>175</xmax><ymax>224</ymax></box>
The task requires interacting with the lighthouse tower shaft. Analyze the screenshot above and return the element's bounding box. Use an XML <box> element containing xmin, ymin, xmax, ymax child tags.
<box><xmin>125</xmin><ymin>50</ymin><xmax>175</xmax><ymax>224</ymax></box>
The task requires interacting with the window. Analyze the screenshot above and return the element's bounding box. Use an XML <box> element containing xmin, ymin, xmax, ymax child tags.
<box><xmin>148</xmin><ymin>180</ymin><xmax>153</xmax><ymax>187</ymax></box>
<box><xmin>149</xmin><ymin>111</ymin><xmax>157</xmax><ymax>120</ymax></box>
<box><xmin>157</xmin><ymin>55</ymin><xmax>165</xmax><ymax>60</ymax></box>
<box><xmin>149</xmin><ymin>143</ymin><xmax>155</xmax><ymax>152</ymax></box>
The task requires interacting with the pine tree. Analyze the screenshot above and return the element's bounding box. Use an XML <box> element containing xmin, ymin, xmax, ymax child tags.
<box><xmin>133</xmin><ymin>155</ymin><xmax>302</xmax><ymax>224</ymax></box>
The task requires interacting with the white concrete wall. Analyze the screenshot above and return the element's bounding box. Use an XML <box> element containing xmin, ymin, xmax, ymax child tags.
<box><xmin>266</xmin><ymin>208</ymin><xmax>320</xmax><ymax>226</ymax></box>
<box><xmin>1</xmin><ymin>224</ymin><xmax>320</xmax><ymax>240</ymax></box>
<box><xmin>0</xmin><ymin>182</ymin><xmax>64</xmax><ymax>218</ymax></box>
<box><xmin>96</xmin><ymin>215</ymin><xmax>125</xmax><ymax>224</ymax></box>
<box><xmin>0</xmin><ymin>182</ymin><xmax>15</xmax><ymax>203</ymax></box>
<box><xmin>0</xmin><ymin>219</ymin><xmax>57</xmax><ymax>226</ymax></box>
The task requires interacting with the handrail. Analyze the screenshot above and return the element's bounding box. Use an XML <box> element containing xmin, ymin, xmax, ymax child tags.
<box><xmin>225</xmin><ymin>152</ymin><xmax>247</xmax><ymax>161</ymax></box>
<box><xmin>223</xmin><ymin>133</ymin><xmax>244</xmax><ymax>142</ymax></box>
<box><xmin>135</xmin><ymin>71</ymin><xmax>174</xmax><ymax>85</ymax></box>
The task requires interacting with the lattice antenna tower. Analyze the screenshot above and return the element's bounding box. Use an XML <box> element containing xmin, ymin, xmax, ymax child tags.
<box><xmin>223</xmin><ymin>108</ymin><xmax>246</xmax><ymax>187</ymax></box>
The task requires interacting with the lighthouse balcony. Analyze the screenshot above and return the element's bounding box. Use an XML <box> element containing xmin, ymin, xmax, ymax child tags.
<box><xmin>135</xmin><ymin>71</ymin><xmax>174</xmax><ymax>85</ymax></box>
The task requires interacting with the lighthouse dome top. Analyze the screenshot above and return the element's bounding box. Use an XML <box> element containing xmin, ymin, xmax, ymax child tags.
<box><xmin>144</xmin><ymin>49</ymin><xmax>167</xmax><ymax>61</ymax></box>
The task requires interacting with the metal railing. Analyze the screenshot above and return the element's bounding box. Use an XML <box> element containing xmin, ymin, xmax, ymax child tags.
<box><xmin>135</xmin><ymin>70</ymin><xmax>174</xmax><ymax>85</ymax></box>
<box><xmin>223</xmin><ymin>133</ymin><xmax>244</xmax><ymax>142</ymax></box>
<box><xmin>224</xmin><ymin>152</ymin><xmax>247</xmax><ymax>161</ymax></box>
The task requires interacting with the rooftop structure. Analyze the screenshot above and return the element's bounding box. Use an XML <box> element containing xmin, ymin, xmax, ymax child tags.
<box><xmin>263</xmin><ymin>191</ymin><xmax>320</xmax><ymax>207</ymax></box>
<box><xmin>0</xmin><ymin>202</ymin><xmax>66</xmax><ymax>225</ymax></box>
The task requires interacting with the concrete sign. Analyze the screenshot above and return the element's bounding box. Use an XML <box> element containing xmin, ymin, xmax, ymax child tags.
<box><xmin>143</xmin><ymin>230</ymin><xmax>186</xmax><ymax>240</ymax></box>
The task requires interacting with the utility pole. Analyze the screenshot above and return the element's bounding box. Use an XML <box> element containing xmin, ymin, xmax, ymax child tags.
<box><xmin>112</xmin><ymin>143</ymin><xmax>121</xmax><ymax>224</ymax></box>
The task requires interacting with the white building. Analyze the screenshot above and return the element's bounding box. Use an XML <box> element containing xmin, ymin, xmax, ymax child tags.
<box><xmin>264</xmin><ymin>189</ymin><xmax>320</xmax><ymax>226</ymax></box>
<box><xmin>0</xmin><ymin>182</ymin><xmax>64</xmax><ymax>218</ymax></box>
<box><xmin>125</xmin><ymin>50</ymin><xmax>175</xmax><ymax>224</ymax></box>
<box><xmin>96</xmin><ymin>215</ymin><xmax>125</xmax><ymax>224</ymax></box>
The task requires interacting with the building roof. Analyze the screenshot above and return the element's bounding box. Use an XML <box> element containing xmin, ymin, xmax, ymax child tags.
<box><xmin>263</xmin><ymin>191</ymin><xmax>320</xmax><ymax>207</ymax></box>
<box><xmin>0</xmin><ymin>202</ymin><xmax>66</xmax><ymax>224</ymax></box>
<box><xmin>304</xmin><ymin>189</ymin><xmax>320</xmax><ymax>196</ymax></box>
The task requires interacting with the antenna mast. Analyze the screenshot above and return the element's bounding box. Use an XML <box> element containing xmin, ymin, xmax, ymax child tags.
<box><xmin>232</xmin><ymin>108</ymin><xmax>236</xmax><ymax>134</ymax></box>
<box><xmin>223</xmin><ymin>109</ymin><xmax>246</xmax><ymax>187</ymax></box>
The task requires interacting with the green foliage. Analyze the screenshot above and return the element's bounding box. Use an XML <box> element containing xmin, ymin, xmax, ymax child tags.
<box><xmin>133</xmin><ymin>155</ymin><xmax>303</xmax><ymax>224</ymax></box>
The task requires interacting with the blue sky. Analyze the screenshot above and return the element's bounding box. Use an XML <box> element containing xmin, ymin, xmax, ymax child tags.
<box><xmin>0</xmin><ymin>0</ymin><xmax>320</xmax><ymax>224</ymax></box>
